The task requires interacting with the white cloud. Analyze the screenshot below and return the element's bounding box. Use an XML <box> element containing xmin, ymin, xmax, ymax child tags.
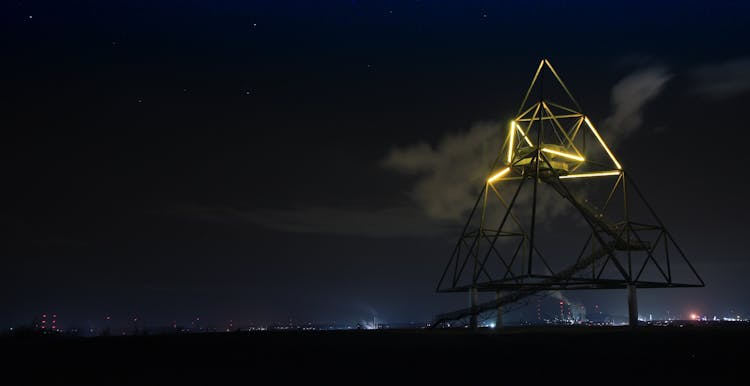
<box><xmin>602</xmin><ymin>67</ymin><xmax>672</xmax><ymax>143</ymax></box>
<box><xmin>381</xmin><ymin>122</ymin><xmax>502</xmax><ymax>221</ymax></box>
<box><xmin>691</xmin><ymin>57</ymin><xmax>750</xmax><ymax>99</ymax></box>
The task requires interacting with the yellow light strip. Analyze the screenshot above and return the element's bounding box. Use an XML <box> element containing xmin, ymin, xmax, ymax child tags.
<box><xmin>487</xmin><ymin>167</ymin><xmax>511</xmax><ymax>183</ymax></box>
<box><xmin>584</xmin><ymin>117</ymin><xmax>622</xmax><ymax>170</ymax></box>
<box><xmin>516</xmin><ymin>123</ymin><xmax>534</xmax><ymax>147</ymax></box>
<box><xmin>559</xmin><ymin>171</ymin><xmax>621</xmax><ymax>179</ymax></box>
<box><xmin>507</xmin><ymin>121</ymin><xmax>515</xmax><ymax>163</ymax></box>
<box><xmin>541</xmin><ymin>147</ymin><xmax>585</xmax><ymax>162</ymax></box>
<box><xmin>516</xmin><ymin>114</ymin><xmax>582</xmax><ymax>122</ymax></box>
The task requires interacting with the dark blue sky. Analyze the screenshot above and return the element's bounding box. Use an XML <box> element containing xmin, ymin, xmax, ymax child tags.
<box><xmin>2</xmin><ymin>1</ymin><xmax>750</xmax><ymax>329</ymax></box>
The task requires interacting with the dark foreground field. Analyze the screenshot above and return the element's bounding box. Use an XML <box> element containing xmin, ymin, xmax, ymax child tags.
<box><xmin>3</xmin><ymin>326</ymin><xmax>748</xmax><ymax>384</ymax></box>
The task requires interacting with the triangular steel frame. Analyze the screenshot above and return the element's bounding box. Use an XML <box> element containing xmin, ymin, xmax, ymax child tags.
<box><xmin>434</xmin><ymin>59</ymin><xmax>704</xmax><ymax>327</ymax></box>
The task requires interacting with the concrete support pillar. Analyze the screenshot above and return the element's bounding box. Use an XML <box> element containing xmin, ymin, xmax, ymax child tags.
<box><xmin>628</xmin><ymin>284</ymin><xmax>638</xmax><ymax>327</ymax></box>
<box><xmin>495</xmin><ymin>290</ymin><xmax>503</xmax><ymax>329</ymax></box>
<box><xmin>469</xmin><ymin>287</ymin><xmax>478</xmax><ymax>330</ymax></box>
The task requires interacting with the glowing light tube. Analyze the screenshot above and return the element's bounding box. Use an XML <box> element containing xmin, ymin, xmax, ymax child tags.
<box><xmin>487</xmin><ymin>167</ymin><xmax>511</xmax><ymax>183</ymax></box>
<box><xmin>541</xmin><ymin>147</ymin><xmax>585</xmax><ymax>162</ymax></box>
<box><xmin>507</xmin><ymin>121</ymin><xmax>515</xmax><ymax>163</ymax></box>
<box><xmin>516</xmin><ymin>124</ymin><xmax>534</xmax><ymax>147</ymax></box>
<box><xmin>559</xmin><ymin>171</ymin><xmax>621</xmax><ymax>179</ymax></box>
<box><xmin>584</xmin><ymin>117</ymin><xmax>622</xmax><ymax>170</ymax></box>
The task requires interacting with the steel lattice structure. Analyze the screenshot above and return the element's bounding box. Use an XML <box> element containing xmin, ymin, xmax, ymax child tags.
<box><xmin>433</xmin><ymin>59</ymin><xmax>703</xmax><ymax>328</ymax></box>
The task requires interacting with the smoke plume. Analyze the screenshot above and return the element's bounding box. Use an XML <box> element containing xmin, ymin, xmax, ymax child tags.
<box><xmin>549</xmin><ymin>291</ymin><xmax>587</xmax><ymax>321</ymax></box>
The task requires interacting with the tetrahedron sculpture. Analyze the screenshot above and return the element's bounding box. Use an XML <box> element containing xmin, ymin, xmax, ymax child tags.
<box><xmin>434</xmin><ymin>59</ymin><xmax>703</xmax><ymax>328</ymax></box>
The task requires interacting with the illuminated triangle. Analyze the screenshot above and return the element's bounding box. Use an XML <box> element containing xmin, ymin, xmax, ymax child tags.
<box><xmin>488</xmin><ymin>59</ymin><xmax>622</xmax><ymax>184</ymax></box>
<box><xmin>434</xmin><ymin>59</ymin><xmax>703</xmax><ymax>328</ymax></box>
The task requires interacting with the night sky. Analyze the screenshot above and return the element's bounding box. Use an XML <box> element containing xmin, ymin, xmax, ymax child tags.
<box><xmin>2</xmin><ymin>1</ymin><xmax>750</xmax><ymax>330</ymax></box>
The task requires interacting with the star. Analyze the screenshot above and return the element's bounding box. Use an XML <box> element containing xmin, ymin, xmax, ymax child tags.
<box><xmin>28</xmin><ymin>15</ymin><xmax>33</xmax><ymax>19</ymax></box>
